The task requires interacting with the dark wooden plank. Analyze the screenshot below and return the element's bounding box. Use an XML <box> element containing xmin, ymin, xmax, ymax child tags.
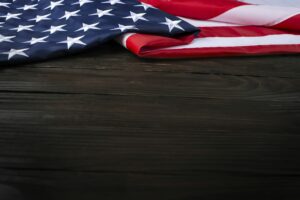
<box><xmin>0</xmin><ymin>93</ymin><xmax>299</xmax><ymax>173</ymax></box>
<box><xmin>0</xmin><ymin>67</ymin><xmax>299</xmax><ymax>101</ymax></box>
<box><xmin>0</xmin><ymin>168</ymin><xmax>300</xmax><ymax>200</ymax></box>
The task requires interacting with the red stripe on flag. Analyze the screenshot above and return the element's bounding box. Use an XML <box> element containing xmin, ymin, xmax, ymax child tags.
<box><xmin>273</xmin><ymin>14</ymin><xmax>300</xmax><ymax>32</ymax></box>
<box><xmin>124</xmin><ymin>33</ymin><xmax>195</xmax><ymax>55</ymax></box>
<box><xmin>140</xmin><ymin>0</ymin><xmax>247</xmax><ymax>20</ymax></box>
<box><xmin>134</xmin><ymin>44</ymin><xmax>300</xmax><ymax>58</ymax></box>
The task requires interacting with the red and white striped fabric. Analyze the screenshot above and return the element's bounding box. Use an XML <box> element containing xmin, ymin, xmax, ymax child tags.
<box><xmin>119</xmin><ymin>0</ymin><xmax>300</xmax><ymax>58</ymax></box>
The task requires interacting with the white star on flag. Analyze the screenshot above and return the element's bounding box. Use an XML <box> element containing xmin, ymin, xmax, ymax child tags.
<box><xmin>161</xmin><ymin>18</ymin><xmax>184</xmax><ymax>32</ymax></box>
<box><xmin>60</xmin><ymin>10</ymin><xmax>81</xmax><ymax>20</ymax></box>
<box><xmin>17</xmin><ymin>4</ymin><xmax>38</xmax><ymax>10</ymax></box>
<box><xmin>103</xmin><ymin>0</ymin><xmax>124</xmax><ymax>5</ymax></box>
<box><xmin>24</xmin><ymin>36</ymin><xmax>49</xmax><ymax>45</ymax></box>
<box><xmin>43</xmin><ymin>25</ymin><xmax>66</xmax><ymax>34</ymax></box>
<box><xmin>73</xmin><ymin>0</ymin><xmax>94</xmax><ymax>7</ymax></box>
<box><xmin>0</xmin><ymin>2</ymin><xmax>10</xmax><ymax>8</ymax></box>
<box><xmin>59</xmin><ymin>36</ymin><xmax>86</xmax><ymax>49</ymax></box>
<box><xmin>76</xmin><ymin>22</ymin><xmax>100</xmax><ymax>32</ymax></box>
<box><xmin>124</xmin><ymin>11</ymin><xmax>148</xmax><ymax>22</ymax></box>
<box><xmin>0</xmin><ymin>12</ymin><xmax>22</xmax><ymax>21</ymax></box>
<box><xmin>111</xmin><ymin>24</ymin><xmax>137</xmax><ymax>32</ymax></box>
<box><xmin>30</xmin><ymin>13</ymin><xmax>51</xmax><ymax>22</ymax></box>
<box><xmin>44</xmin><ymin>0</ymin><xmax>64</xmax><ymax>10</ymax></box>
<box><xmin>134</xmin><ymin>3</ymin><xmax>153</xmax><ymax>11</ymax></box>
<box><xmin>90</xmin><ymin>9</ymin><xmax>114</xmax><ymax>18</ymax></box>
<box><xmin>2</xmin><ymin>48</ymin><xmax>29</xmax><ymax>60</ymax></box>
<box><xmin>11</xmin><ymin>25</ymin><xmax>34</xmax><ymax>32</ymax></box>
<box><xmin>0</xmin><ymin>34</ymin><xmax>15</xmax><ymax>43</ymax></box>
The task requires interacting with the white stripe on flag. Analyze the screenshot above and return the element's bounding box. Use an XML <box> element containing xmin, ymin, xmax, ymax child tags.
<box><xmin>161</xmin><ymin>34</ymin><xmax>300</xmax><ymax>50</ymax></box>
<box><xmin>120</xmin><ymin>33</ymin><xmax>135</xmax><ymax>48</ymax></box>
<box><xmin>178</xmin><ymin>17</ymin><xmax>242</xmax><ymax>27</ymax></box>
<box><xmin>211</xmin><ymin>5</ymin><xmax>300</xmax><ymax>26</ymax></box>
<box><xmin>238</xmin><ymin>0</ymin><xmax>300</xmax><ymax>8</ymax></box>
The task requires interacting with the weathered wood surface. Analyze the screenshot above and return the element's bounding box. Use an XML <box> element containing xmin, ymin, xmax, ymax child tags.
<box><xmin>0</xmin><ymin>42</ymin><xmax>299</xmax><ymax>200</ymax></box>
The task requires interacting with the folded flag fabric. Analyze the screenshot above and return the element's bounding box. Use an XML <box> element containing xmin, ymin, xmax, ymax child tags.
<box><xmin>0</xmin><ymin>0</ymin><xmax>198</xmax><ymax>63</ymax></box>
<box><xmin>119</xmin><ymin>0</ymin><xmax>300</xmax><ymax>58</ymax></box>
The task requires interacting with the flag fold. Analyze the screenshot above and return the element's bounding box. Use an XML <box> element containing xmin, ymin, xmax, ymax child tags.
<box><xmin>120</xmin><ymin>0</ymin><xmax>300</xmax><ymax>58</ymax></box>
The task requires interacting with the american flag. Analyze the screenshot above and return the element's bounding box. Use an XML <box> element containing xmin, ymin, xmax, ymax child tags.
<box><xmin>1</xmin><ymin>0</ymin><xmax>300</xmax><ymax>63</ymax></box>
<box><xmin>120</xmin><ymin>0</ymin><xmax>300</xmax><ymax>58</ymax></box>
<box><xmin>0</xmin><ymin>0</ymin><xmax>198</xmax><ymax>63</ymax></box>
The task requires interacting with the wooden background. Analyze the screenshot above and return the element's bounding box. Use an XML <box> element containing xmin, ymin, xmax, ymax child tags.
<box><xmin>0</xmin><ymin>43</ymin><xmax>299</xmax><ymax>200</ymax></box>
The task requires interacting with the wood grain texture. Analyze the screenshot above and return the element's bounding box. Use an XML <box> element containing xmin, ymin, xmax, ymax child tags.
<box><xmin>0</xmin><ymin>42</ymin><xmax>299</xmax><ymax>200</ymax></box>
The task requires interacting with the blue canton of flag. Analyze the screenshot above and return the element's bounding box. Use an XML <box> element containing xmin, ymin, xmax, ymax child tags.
<box><xmin>0</xmin><ymin>0</ymin><xmax>199</xmax><ymax>64</ymax></box>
